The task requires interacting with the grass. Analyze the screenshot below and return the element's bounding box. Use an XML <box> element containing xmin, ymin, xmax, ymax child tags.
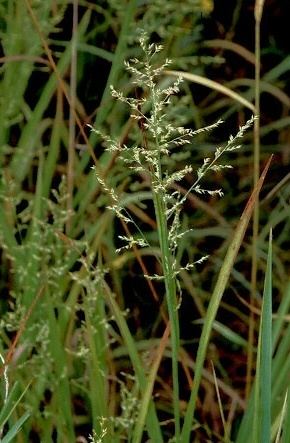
<box><xmin>0</xmin><ymin>1</ymin><xmax>290</xmax><ymax>442</ymax></box>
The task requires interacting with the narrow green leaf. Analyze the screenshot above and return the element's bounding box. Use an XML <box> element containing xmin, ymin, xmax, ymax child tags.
<box><xmin>282</xmin><ymin>389</ymin><xmax>290</xmax><ymax>443</ymax></box>
<box><xmin>258</xmin><ymin>230</ymin><xmax>272</xmax><ymax>443</ymax></box>
<box><xmin>272</xmin><ymin>282</ymin><xmax>290</xmax><ymax>352</ymax></box>
<box><xmin>165</xmin><ymin>70</ymin><xmax>255</xmax><ymax>112</ymax></box>
<box><xmin>132</xmin><ymin>324</ymin><xmax>170</xmax><ymax>443</ymax></box>
<box><xmin>1</xmin><ymin>412</ymin><xmax>30</xmax><ymax>443</ymax></box>
<box><xmin>237</xmin><ymin>281</ymin><xmax>290</xmax><ymax>443</ymax></box>
<box><xmin>193</xmin><ymin>319</ymin><xmax>248</xmax><ymax>348</ymax></box>
<box><xmin>181</xmin><ymin>156</ymin><xmax>272</xmax><ymax>443</ymax></box>
<box><xmin>275</xmin><ymin>390</ymin><xmax>287</xmax><ymax>443</ymax></box>
<box><xmin>0</xmin><ymin>382</ymin><xmax>30</xmax><ymax>429</ymax></box>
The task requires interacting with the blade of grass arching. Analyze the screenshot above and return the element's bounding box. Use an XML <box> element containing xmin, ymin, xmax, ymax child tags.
<box><xmin>193</xmin><ymin>319</ymin><xmax>249</xmax><ymax>349</ymax></box>
<box><xmin>230</xmin><ymin>78</ymin><xmax>290</xmax><ymax>108</ymax></box>
<box><xmin>263</xmin><ymin>55</ymin><xmax>290</xmax><ymax>82</ymax></box>
<box><xmin>77</xmin><ymin>42</ymin><xmax>114</xmax><ymax>62</ymax></box>
<box><xmin>257</xmin><ymin>116</ymin><xmax>290</xmax><ymax>138</ymax></box>
<box><xmin>164</xmin><ymin>70</ymin><xmax>255</xmax><ymax>112</ymax></box>
<box><xmin>262</xmin><ymin>172</ymin><xmax>290</xmax><ymax>205</ymax></box>
<box><xmin>132</xmin><ymin>323</ymin><xmax>170</xmax><ymax>443</ymax></box>
<box><xmin>255</xmin><ymin>230</ymin><xmax>272</xmax><ymax>443</ymax></box>
<box><xmin>181</xmin><ymin>156</ymin><xmax>272</xmax><ymax>443</ymax></box>
<box><xmin>259</xmin><ymin>206</ymin><xmax>290</xmax><ymax>247</ymax></box>
<box><xmin>203</xmin><ymin>39</ymin><xmax>256</xmax><ymax>65</ymax></box>
<box><xmin>105</xmin><ymin>284</ymin><xmax>164</xmax><ymax>443</ymax></box>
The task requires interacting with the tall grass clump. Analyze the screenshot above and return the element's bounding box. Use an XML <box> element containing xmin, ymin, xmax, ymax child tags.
<box><xmin>90</xmin><ymin>31</ymin><xmax>256</xmax><ymax>442</ymax></box>
<box><xmin>2</xmin><ymin>1</ymin><xmax>289</xmax><ymax>441</ymax></box>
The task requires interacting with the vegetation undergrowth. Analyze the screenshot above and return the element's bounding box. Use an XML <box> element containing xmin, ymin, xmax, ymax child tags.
<box><xmin>0</xmin><ymin>1</ymin><xmax>290</xmax><ymax>442</ymax></box>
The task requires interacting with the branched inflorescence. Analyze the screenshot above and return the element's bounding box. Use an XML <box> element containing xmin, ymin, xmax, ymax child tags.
<box><xmin>90</xmin><ymin>31</ymin><xmax>256</xmax><ymax>280</ymax></box>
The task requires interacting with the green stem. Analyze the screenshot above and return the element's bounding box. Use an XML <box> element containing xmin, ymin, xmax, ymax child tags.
<box><xmin>150</xmin><ymin>82</ymin><xmax>180</xmax><ymax>440</ymax></box>
<box><xmin>152</xmin><ymin>189</ymin><xmax>181</xmax><ymax>440</ymax></box>
<box><xmin>247</xmin><ymin>0</ymin><xmax>264</xmax><ymax>401</ymax></box>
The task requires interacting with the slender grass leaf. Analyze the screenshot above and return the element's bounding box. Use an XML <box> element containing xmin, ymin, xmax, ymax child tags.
<box><xmin>263</xmin><ymin>55</ymin><xmax>290</xmax><ymax>82</ymax></box>
<box><xmin>132</xmin><ymin>324</ymin><xmax>170</xmax><ymax>443</ymax></box>
<box><xmin>181</xmin><ymin>156</ymin><xmax>272</xmax><ymax>443</ymax></box>
<box><xmin>211</xmin><ymin>361</ymin><xmax>230</xmax><ymax>443</ymax></box>
<box><xmin>275</xmin><ymin>390</ymin><xmax>287</xmax><ymax>443</ymax></box>
<box><xmin>193</xmin><ymin>319</ymin><xmax>248</xmax><ymax>348</ymax></box>
<box><xmin>257</xmin><ymin>230</ymin><xmax>272</xmax><ymax>443</ymax></box>
<box><xmin>164</xmin><ymin>70</ymin><xmax>255</xmax><ymax>112</ymax></box>
<box><xmin>282</xmin><ymin>389</ymin><xmax>290</xmax><ymax>443</ymax></box>
<box><xmin>1</xmin><ymin>411</ymin><xmax>30</xmax><ymax>443</ymax></box>
<box><xmin>0</xmin><ymin>382</ymin><xmax>30</xmax><ymax>430</ymax></box>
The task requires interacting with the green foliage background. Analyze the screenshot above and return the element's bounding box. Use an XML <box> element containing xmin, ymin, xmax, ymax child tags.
<box><xmin>0</xmin><ymin>0</ymin><xmax>289</xmax><ymax>442</ymax></box>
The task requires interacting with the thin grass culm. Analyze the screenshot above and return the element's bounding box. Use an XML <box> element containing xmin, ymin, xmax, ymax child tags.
<box><xmin>89</xmin><ymin>31</ymin><xmax>256</xmax><ymax>443</ymax></box>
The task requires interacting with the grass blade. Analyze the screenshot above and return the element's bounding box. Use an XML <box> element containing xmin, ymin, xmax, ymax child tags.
<box><xmin>282</xmin><ymin>389</ymin><xmax>290</xmax><ymax>443</ymax></box>
<box><xmin>164</xmin><ymin>70</ymin><xmax>255</xmax><ymax>112</ymax></box>
<box><xmin>181</xmin><ymin>156</ymin><xmax>272</xmax><ymax>443</ymax></box>
<box><xmin>257</xmin><ymin>230</ymin><xmax>272</xmax><ymax>443</ymax></box>
<box><xmin>237</xmin><ymin>282</ymin><xmax>290</xmax><ymax>442</ymax></box>
<box><xmin>211</xmin><ymin>361</ymin><xmax>230</xmax><ymax>443</ymax></box>
<box><xmin>274</xmin><ymin>391</ymin><xmax>287</xmax><ymax>442</ymax></box>
<box><xmin>132</xmin><ymin>324</ymin><xmax>170</xmax><ymax>443</ymax></box>
<box><xmin>1</xmin><ymin>411</ymin><xmax>30</xmax><ymax>443</ymax></box>
<box><xmin>0</xmin><ymin>383</ymin><xmax>30</xmax><ymax>430</ymax></box>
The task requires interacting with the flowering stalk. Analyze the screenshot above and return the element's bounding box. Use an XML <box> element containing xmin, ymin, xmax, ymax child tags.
<box><xmin>145</xmin><ymin>65</ymin><xmax>181</xmax><ymax>439</ymax></box>
<box><xmin>90</xmin><ymin>31</ymin><xmax>256</xmax><ymax>442</ymax></box>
